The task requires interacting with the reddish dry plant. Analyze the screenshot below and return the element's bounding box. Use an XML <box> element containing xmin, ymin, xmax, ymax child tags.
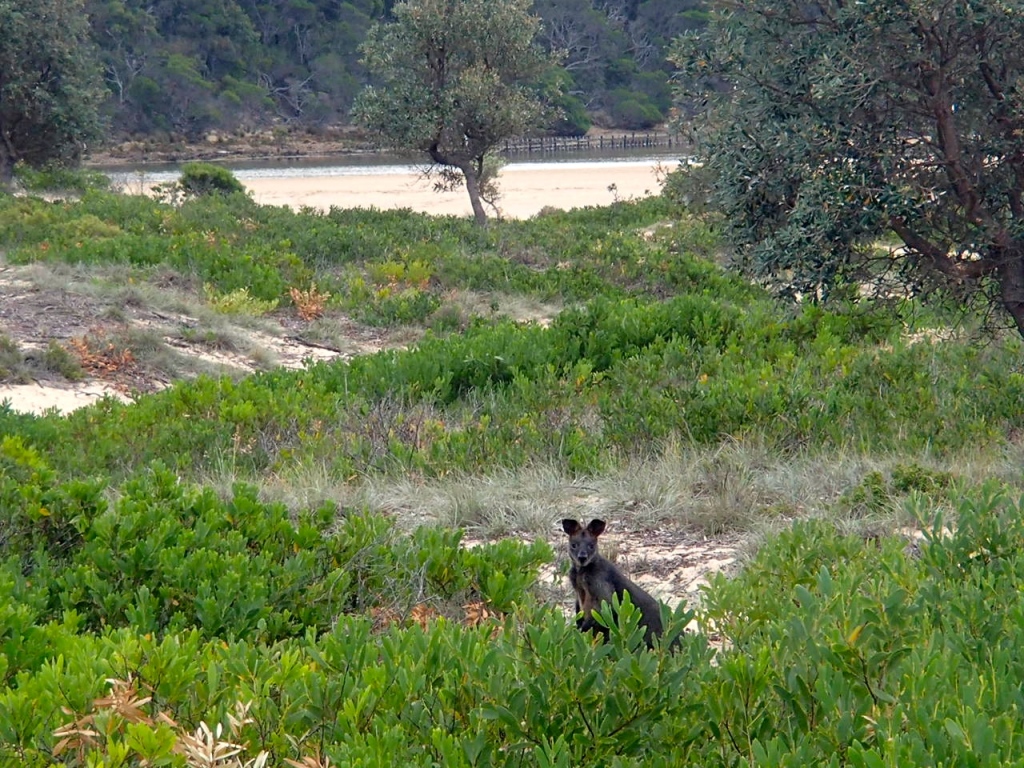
<box><xmin>371</xmin><ymin>601</ymin><xmax>502</xmax><ymax>632</ymax></box>
<box><xmin>409</xmin><ymin>603</ymin><xmax>439</xmax><ymax>628</ymax></box>
<box><xmin>289</xmin><ymin>283</ymin><xmax>331</xmax><ymax>321</ymax></box>
<box><xmin>369</xmin><ymin>605</ymin><xmax>401</xmax><ymax>631</ymax></box>
<box><xmin>464</xmin><ymin>601</ymin><xmax>504</xmax><ymax>640</ymax></box>
<box><xmin>371</xmin><ymin>603</ymin><xmax>438</xmax><ymax>630</ymax></box>
<box><xmin>52</xmin><ymin>712</ymin><xmax>101</xmax><ymax>761</ymax></box>
<box><xmin>462</xmin><ymin>601</ymin><xmax>498</xmax><ymax>627</ymax></box>
<box><xmin>69</xmin><ymin>333</ymin><xmax>136</xmax><ymax>377</ymax></box>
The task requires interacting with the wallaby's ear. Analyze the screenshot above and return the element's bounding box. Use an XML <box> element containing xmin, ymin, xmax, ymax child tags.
<box><xmin>587</xmin><ymin>519</ymin><xmax>606</xmax><ymax>537</ymax></box>
<box><xmin>562</xmin><ymin>519</ymin><xmax>582</xmax><ymax>535</ymax></box>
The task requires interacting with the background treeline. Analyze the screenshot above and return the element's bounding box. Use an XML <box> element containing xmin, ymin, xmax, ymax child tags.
<box><xmin>84</xmin><ymin>0</ymin><xmax>707</xmax><ymax>141</ymax></box>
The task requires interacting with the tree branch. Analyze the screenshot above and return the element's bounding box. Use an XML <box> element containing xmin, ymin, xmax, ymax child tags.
<box><xmin>889</xmin><ymin>216</ymin><xmax>992</xmax><ymax>281</ymax></box>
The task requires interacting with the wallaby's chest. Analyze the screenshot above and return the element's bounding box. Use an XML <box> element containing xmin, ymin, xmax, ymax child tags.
<box><xmin>569</xmin><ymin>558</ymin><xmax>617</xmax><ymax>611</ymax></box>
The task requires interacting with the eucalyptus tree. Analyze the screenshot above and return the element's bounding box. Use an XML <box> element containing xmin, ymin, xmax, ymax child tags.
<box><xmin>353</xmin><ymin>0</ymin><xmax>555</xmax><ymax>225</ymax></box>
<box><xmin>672</xmin><ymin>1</ymin><xmax>1024</xmax><ymax>336</ymax></box>
<box><xmin>0</xmin><ymin>0</ymin><xmax>105</xmax><ymax>187</ymax></box>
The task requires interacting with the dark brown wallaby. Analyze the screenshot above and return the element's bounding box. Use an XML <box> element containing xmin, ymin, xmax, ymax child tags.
<box><xmin>562</xmin><ymin>518</ymin><xmax>664</xmax><ymax>648</ymax></box>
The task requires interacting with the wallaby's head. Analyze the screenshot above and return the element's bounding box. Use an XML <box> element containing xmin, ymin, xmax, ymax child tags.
<box><xmin>561</xmin><ymin>518</ymin><xmax>606</xmax><ymax>567</ymax></box>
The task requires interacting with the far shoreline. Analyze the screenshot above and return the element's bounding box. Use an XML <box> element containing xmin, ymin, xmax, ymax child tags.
<box><xmin>84</xmin><ymin>126</ymin><xmax>682</xmax><ymax>170</ymax></box>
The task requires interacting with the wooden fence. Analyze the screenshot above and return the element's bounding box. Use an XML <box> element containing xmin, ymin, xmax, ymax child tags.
<box><xmin>501</xmin><ymin>132</ymin><xmax>679</xmax><ymax>155</ymax></box>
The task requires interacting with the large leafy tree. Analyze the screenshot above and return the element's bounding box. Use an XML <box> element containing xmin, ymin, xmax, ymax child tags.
<box><xmin>0</xmin><ymin>0</ymin><xmax>106</xmax><ymax>186</ymax></box>
<box><xmin>672</xmin><ymin>1</ymin><xmax>1024</xmax><ymax>336</ymax></box>
<box><xmin>353</xmin><ymin>0</ymin><xmax>554</xmax><ymax>225</ymax></box>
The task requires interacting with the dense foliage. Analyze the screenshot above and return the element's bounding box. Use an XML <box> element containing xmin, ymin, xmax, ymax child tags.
<box><xmin>6</xmin><ymin>436</ymin><xmax>1024</xmax><ymax>764</ymax></box>
<box><xmin>81</xmin><ymin>0</ymin><xmax>703</xmax><ymax>141</ymax></box>
<box><xmin>670</xmin><ymin>1</ymin><xmax>1024</xmax><ymax>337</ymax></box>
<box><xmin>0</xmin><ymin>0</ymin><xmax>106</xmax><ymax>184</ymax></box>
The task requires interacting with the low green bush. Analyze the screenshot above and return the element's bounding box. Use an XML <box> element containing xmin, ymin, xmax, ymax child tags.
<box><xmin>175</xmin><ymin>161</ymin><xmax>247</xmax><ymax>198</ymax></box>
<box><xmin>13</xmin><ymin>164</ymin><xmax>111</xmax><ymax>193</ymax></box>
<box><xmin>696</xmin><ymin>484</ymin><xmax>1024</xmax><ymax>766</ymax></box>
<box><xmin>0</xmin><ymin>450</ymin><xmax>552</xmax><ymax>648</ymax></box>
<box><xmin>0</xmin><ymin>336</ymin><xmax>27</xmax><ymax>383</ymax></box>
<box><xmin>203</xmin><ymin>284</ymin><xmax>279</xmax><ymax>315</ymax></box>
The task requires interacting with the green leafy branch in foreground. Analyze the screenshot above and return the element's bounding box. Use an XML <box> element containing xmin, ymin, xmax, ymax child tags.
<box><xmin>6</xmin><ymin>438</ymin><xmax>1024</xmax><ymax>765</ymax></box>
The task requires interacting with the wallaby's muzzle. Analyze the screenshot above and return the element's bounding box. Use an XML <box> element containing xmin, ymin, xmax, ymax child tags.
<box><xmin>569</xmin><ymin>543</ymin><xmax>596</xmax><ymax>567</ymax></box>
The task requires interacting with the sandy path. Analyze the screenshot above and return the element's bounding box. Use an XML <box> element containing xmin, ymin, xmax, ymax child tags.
<box><xmin>243</xmin><ymin>159</ymin><xmax>670</xmax><ymax>219</ymax></box>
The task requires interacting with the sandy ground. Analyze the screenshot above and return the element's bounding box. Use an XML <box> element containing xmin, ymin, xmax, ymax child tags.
<box><xmin>242</xmin><ymin>160</ymin><xmax>669</xmax><ymax>218</ymax></box>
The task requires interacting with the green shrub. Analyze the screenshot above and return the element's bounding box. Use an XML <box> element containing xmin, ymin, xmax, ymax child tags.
<box><xmin>0</xmin><ymin>335</ymin><xmax>27</xmax><ymax>383</ymax></box>
<box><xmin>607</xmin><ymin>91</ymin><xmax>664</xmax><ymax>130</ymax></box>
<box><xmin>203</xmin><ymin>284</ymin><xmax>279</xmax><ymax>316</ymax></box>
<box><xmin>0</xmin><ymin>460</ymin><xmax>553</xmax><ymax>645</ymax></box>
<box><xmin>548</xmin><ymin>93</ymin><xmax>592</xmax><ymax>136</ymax></box>
<box><xmin>38</xmin><ymin>341</ymin><xmax>84</xmax><ymax>381</ymax></box>
<box><xmin>14</xmin><ymin>164</ymin><xmax>111</xmax><ymax>193</ymax></box>
<box><xmin>694</xmin><ymin>485</ymin><xmax>1024</xmax><ymax>766</ymax></box>
<box><xmin>0</xmin><ymin>436</ymin><xmax>106</xmax><ymax>573</ymax></box>
<box><xmin>176</xmin><ymin>161</ymin><xmax>246</xmax><ymax>197</ymax></box>
<box><xmin>354</xmin><ymin>286</ymin><xmax>442</xmax><ymax>327</ymax></box>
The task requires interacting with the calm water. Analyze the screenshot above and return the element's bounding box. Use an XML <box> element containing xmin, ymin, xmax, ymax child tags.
<box><xmin>100</xmin><ymin>146</ymin><xmax>684</xmax><ymax>187</ymax></box>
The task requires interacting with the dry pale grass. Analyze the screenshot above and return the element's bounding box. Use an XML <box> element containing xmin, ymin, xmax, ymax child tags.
<box><xmin>211</xmin><ymin>439</ymin><xmax>1010</xmax><ymax>542</ymax></box>
<box><xmin>442</xmin><ymin>288</ymin><xmax>562</xmax><ymax>327</ymax></box>
<box><xmin>361</xmin><ymin>465</ymin><xmax>579</xmax><ymax>534</ymax></box>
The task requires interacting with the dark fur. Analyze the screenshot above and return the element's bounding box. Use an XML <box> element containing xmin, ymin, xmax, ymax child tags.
<box><xmin>561</xmin><ymin>518</ymin><xmax>664</xmax><ymax>648</ymax></box>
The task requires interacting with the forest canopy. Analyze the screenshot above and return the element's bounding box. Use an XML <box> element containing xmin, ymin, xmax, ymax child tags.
<box><xmin>83</xmin><ymin>0</ymin><xmax>705</xmax><ymax>140</ymax></box>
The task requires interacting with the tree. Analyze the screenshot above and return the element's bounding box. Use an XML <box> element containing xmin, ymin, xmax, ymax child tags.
<box><xmin>0</xmin><ymin>0</ymin><xmax>106</xmax><ymax>187</ymax></box>
<box><xmin>352</xmin><ymin>0</ymin><xmax>555</xmax><ymax>225</ymax></box>
<box><xmin>671</xmin><ymin>1</ymin><xmax>1024</xmax><ymax>337</ymax></box>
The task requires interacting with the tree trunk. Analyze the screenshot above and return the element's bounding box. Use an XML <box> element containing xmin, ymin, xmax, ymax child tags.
<box><xmin>0</xmin><ymin>131</ymin><xmax>15</xmax><ymax>189</ymax></box>
<box><xmin>460</xmin><ymin>163</ymin><xmax>489</xmax><ymax>227</ymax></box>
<box><xmin>998</xmin><ymin>242</ymin><xmax>1024</xmax><ymax>339</ymax></box>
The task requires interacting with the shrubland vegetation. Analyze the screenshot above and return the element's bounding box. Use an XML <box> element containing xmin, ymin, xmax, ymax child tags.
<box><xmin>6</xmin><ymin>416</ymin><xmax>1024</xmax><ymax>766</ymax></box>
<box><xmin>4</xmin><ymin>183</ymin><xmax>1020</xmax><ymax>484</ymax></box>
<box><xmin>3</xmin><ymin>168</ymin><xmax>1024</xmax><ymax>764</ymax></box>
<box><xmin>4</xmin><ymin>0</ymin><xmax>1024</xmax><ymax>761</ymax></box>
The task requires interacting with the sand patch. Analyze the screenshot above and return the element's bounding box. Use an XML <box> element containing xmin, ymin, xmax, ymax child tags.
<box><xmin>0</xmin><ymin>381</ymin><xmax>130</xmax><ymax>415</ymax></box>
<box><xmin>241</xmin><ymin>160</ymin><xmax>668</xmax><ymax>219</ymax></box>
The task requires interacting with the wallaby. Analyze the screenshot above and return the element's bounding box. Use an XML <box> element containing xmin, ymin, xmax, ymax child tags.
<box><xmin>562</xmin><ymin>518</ymin><xmax>664</xmax><ymax>648</ymax></box>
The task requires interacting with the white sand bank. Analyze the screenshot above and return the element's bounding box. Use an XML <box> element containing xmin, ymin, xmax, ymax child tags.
<box><xmin>242</xmin><ymin>159</ymin><xmax>672</xmax><ymax>218</ymax></box>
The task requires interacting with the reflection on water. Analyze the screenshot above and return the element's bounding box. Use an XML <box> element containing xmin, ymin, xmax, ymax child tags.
<box><xmin>100</xmin><ymin>147</ymin><xmax>684</xmax><ymax>188</ymax></box>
